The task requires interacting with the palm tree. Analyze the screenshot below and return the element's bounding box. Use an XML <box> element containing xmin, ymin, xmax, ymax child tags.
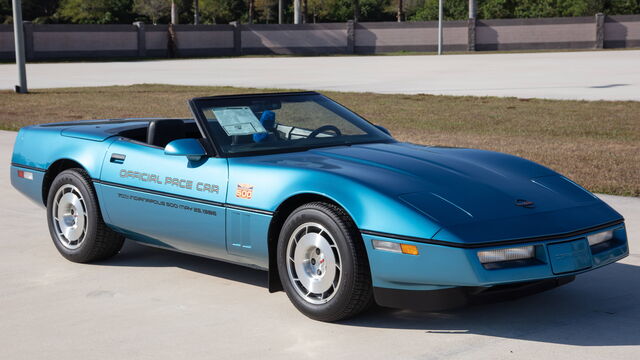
<box><xmin>171</xmin><ymin>0</ymin><xmax>178</xmax><ymax>24</ymax></box>
<box><xmin>248</xmin><ymin>0</ymin><xmax>255</xmax><ymax>23</ymax></box>
<box><xmin>303</xmin><ymin>0</ymin><xmax>308</xmax><ymax>23</ymax></box>
<box><xmin>469</xmin><ymin>0</ymin><xmax>477</xmax><ymax>18</ymax></box>
<box><xmin>194</xmin><ymin>0</ymin><xmax>200</xmax><ymax>24</ymax></box>
<box><xmin>353</xmin><ymin>0</ymin><xmax>359</xmax><ymax>22</ymax></box>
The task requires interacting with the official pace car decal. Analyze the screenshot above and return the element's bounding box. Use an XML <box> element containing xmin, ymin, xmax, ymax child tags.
<box><xmin>235</xmin><ymin>183</ymin><xmax>254</xmax><ymax>199</ymax></box>
<box><xmin>118</xmin><ymin>169</ymin><xmax>219</xmax><ymax>194</ymax></box>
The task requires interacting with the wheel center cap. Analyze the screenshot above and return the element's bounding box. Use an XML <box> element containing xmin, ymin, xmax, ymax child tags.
<box><xmin>63</xmin><ymin>214</ymin><xmax>76</xmax><ymax>227</ymax></box>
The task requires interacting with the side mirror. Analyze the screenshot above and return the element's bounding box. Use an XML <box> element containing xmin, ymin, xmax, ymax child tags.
<box><xmin>164</xmin><ymin>138</ymin><xmax>207</xmax><ymax>161</ymax></box>
<box><xmin>375</xmin><ymin>125</ymin><xmax>391</xmax><ymax>136</ymax></box>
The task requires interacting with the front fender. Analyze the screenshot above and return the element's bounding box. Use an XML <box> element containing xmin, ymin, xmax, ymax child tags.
<box><xmin>227</xmin><ymin>157</ymin><xmax>441</xmax><ymax>240</ymax></box>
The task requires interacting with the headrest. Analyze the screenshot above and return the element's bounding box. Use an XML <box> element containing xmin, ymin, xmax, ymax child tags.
<box><xmin>147</xmin><ymin>119</ymin><xmax>186</xmax><ymax>148</ymax></box>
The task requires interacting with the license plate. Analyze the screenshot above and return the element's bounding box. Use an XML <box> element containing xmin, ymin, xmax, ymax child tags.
<box><xmin>547</xmin><ymin>238</ymin><xmax>592</xmax><ymax>274</ymax></box>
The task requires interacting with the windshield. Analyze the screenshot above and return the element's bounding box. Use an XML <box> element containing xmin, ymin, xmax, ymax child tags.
<box><xmin>191</xmin><ymin>93</ymin><xmax>394</xmax><ymax>156</ymax></box>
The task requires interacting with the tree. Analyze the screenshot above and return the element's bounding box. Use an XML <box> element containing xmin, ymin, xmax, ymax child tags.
<box><xmin>359</xmin><ymin>0</ymin><xmax>393</xmax><ymax>20</ymax></box>
<box><xmin>133</xmin><ymin>0</ymin><xmax>170</xmax><ymax>24</ymax></box>
<box><xmin>255</xmin><ymin>0</ymin><xmax>277</xmax><ymax>23</ymax></box>
<box><xmin>305</xmin><ymin>0</ymin><xmax>393</xmax><ymax>22</ymax></box>
<box><xmin>23</xmin><ymin>0</ymin><xmax>61</xmax><ymax>22</ymax></box>
<box><xmin>353</xmin><ymin>0</ymin><xmax>359</xmax><ymax>21</ymax></box>
<box><xmin>5</xmin><ymin>0</ymin><xmax>640</xmax><ymax>25</ymax></box>
<box><xmin>170</xmin><ymin>0</ymin><xmax>178</xmax><ymax>23</ymax></box>
<box><xmin>194</xmin><ymin>0</ymin><xmax>200</xmax><ymax>23</ymax></box>
<box><xmin>607</xmin><ymin>0</ymin><xmax>640</xmax><ymax>14</ymax></box>
<box><xmin>0</xmin><ymin>0</ymin><xmax>10</xmax><ymax>24</ymax></box>
<box><xmin>57</xmin><ymin>0</ymin><xmax>133</xmax><ymax>24</ymax></box>
<box><xmin>199</xmin><ymin>0</ymin><xmax>245</xmax><ymax>23</ymax></box>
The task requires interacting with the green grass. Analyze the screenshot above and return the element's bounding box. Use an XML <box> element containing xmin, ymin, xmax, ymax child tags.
<box><xmin>1</xmin><ymin>84</ymin><xmax>638</xmax><ymax>196</ymax></box>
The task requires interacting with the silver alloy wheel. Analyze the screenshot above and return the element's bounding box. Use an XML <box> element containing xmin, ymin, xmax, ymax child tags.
<box><xmin>52</xmin><ymin>184</ymin><xmax>88</xmax><ymax>250</ymax></box>
<box><xmin>286</xmin><ymin>222</ymin><xmax>342</xmax><ymax>305</ymax></box>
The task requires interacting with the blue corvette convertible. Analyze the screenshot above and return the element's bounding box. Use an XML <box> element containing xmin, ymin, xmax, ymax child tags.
<box><xmin>10</xmin><ymin>92</ymin><xmax>628</xmax><ymax>321</ymax></box>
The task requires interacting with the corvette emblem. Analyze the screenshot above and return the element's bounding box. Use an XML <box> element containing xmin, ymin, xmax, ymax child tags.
<box><xmin>515</xmin><ymin>199</ymin><xmax>535</xmax><ymax>208</ymax></box>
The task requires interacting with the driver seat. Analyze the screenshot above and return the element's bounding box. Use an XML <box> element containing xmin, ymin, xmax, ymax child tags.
<box><xmin>147</xmin><ymin>119</ymin><xmax>186</xmax><ymax>148</ymax></box>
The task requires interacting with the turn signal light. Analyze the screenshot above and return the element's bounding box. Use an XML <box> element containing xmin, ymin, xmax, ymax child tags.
<box><xmin>372</xmin><ymin>240</ymin><xmax>419</xmax><ymax>255</ymax></box>
<box><xmin>400</xmin><ymin>244</ymin><xmax>419</xmax><ymax>255</ymax></box>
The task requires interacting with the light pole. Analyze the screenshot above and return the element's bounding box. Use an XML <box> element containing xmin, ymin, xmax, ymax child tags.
<box><xmin>11</xmin><ymin>0</ymin><xmax>27</xmax><ymax>93</ymax></box>
<box><xmin>437</xmin><ymin>0</ymin><xmax>443</xmax><ymax>55</ymax></box>
<box><xmin>278</xmin><ymin>0</ymin><xmax>283</xmax><ymax>24</ymax></box>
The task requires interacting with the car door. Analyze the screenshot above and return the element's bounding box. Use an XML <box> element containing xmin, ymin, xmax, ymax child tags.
<box><xmin>97</xmin><ymin>137</ymin><xmax>228</xmax><ymax>257</ymax></box>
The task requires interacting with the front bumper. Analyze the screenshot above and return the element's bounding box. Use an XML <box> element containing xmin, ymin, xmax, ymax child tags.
<box><xmin>362</xmin><ymin>222</ymin><xmax>628</xmax><ymax>309</ymax></box>
<box><xmin>374</xmin><ymin>276</ymin><xmax>576</xmax><ymax>311</ymax></box>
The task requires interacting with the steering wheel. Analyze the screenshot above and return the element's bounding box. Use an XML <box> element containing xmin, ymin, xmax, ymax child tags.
<box><xmin>308</xmin><ymin>125</ymin><xmax>342</xmax><ymax>138</ymax></box>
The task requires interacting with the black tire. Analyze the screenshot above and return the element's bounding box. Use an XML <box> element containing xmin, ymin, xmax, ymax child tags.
<box><xmin>46</xmin><ymin>168</ymin><xmax>124</xmax><ymax>263</ymax></box>
<box><xmin>277</xmin><ymin>202</ymin><xmax>373</xmax><ymax>322</ymax></box>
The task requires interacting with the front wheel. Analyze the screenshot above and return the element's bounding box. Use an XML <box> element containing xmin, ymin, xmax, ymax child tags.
<box><xmin>277</xmin><ymin>202</ymin><xmax>373</xmax><ymax>322</ymax></box>
<box><xmin>46</xmin><ymin>169</ymin><xmax>124</xmax><ymax>263</ymax></box>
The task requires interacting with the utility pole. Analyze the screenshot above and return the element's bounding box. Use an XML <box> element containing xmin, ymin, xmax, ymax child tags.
<box><xmin>278</xmin><ymin>0</ymin><xmax>283</xmax><ymax>24</ymax></box>
<box><xmin>11</xmin><ymin>0</ymin><xmax>27</xmax><ymax>93</ymax></box>
<box><xmin>397</xmin><ymin>0</ymin><xmax>403</xmax><ymax>22</ymax></box>
<box><xmin>469</xmin><ymin>0</ymin><xmax>476</xmax><ymax>19</ymax></box>
<box><xmin>437</xmin><ymin>0</ymin><xmax>443</xmax><ymax>55</ymax></box>
<box><xmin>194</xmin><ymin>0</ymin><xmax>200</xmax><ymax>25</ymax></box>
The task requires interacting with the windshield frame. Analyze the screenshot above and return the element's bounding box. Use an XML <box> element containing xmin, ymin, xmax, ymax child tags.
<box><xmin>189</xmin><ymin>92</ymin><xmax>395</xmax><ymax>158</ymax></box>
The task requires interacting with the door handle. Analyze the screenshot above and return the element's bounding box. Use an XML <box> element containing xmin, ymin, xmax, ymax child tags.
<box><xmin>110</xmin><ymin>153</ymin><xmax>126</xmax><ymax>164</ymax></box>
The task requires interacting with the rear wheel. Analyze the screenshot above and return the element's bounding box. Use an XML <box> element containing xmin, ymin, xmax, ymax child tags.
<box><xmin>277</xmin><ymin>202</ymin><xmax>372</xmax><ymax>322</ymax></box>
<box><xmin>46</xmin><ymin>169</ymin><xmax>124</xmax><ymax>263</ymax></box>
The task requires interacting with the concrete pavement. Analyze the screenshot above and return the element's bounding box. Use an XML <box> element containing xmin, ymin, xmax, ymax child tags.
<box><xmin>1</xmin><ymin>129</ymin><xmax>639</xmax><ymax>359</ymax></box>
<box><xmin>1</xmin><ymin>50</ymin><xmax>640</xmax><ymax>101</ymax></box>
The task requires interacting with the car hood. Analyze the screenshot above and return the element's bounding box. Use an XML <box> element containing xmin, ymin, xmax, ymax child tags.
<box><xmin>308</xmin><ymin>142</ymin><xmax>607</xmax><ymax>228</ymax></box>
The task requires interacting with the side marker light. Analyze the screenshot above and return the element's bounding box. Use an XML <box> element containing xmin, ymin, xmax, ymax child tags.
<box><xmin>17</xmin><ymin>170</ymin><xmax>33</xmax><ymax>180</ymax></box>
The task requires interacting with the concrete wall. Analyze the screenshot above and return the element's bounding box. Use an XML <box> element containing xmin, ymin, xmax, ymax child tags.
<box><xmin>144</xmin><ymin>24</ymin><xmax>235</xmax><ymax>57</ymax></box>
<box><xmin>144</xmin><ymin>25</ymin><xmax>168</xmax><ymax>57</ymax></box>
<box><xmin>29</xmin><ymin>24</ymin><xmax>138</xmax><ymax>59</ymax></box>
<box><xmin>0</xmin><ymin>15</ymin><xmax>639</xmax><ymax>61</ymax></box>
<box><xmin>241</xmin><ymin>23</ymin><xmax>347</xmax><ymax>54</ymax></box>
<box><xmin>0</xmin><ymin>26</ymin><xmax>14</xmax><ymax>60</ymax></box>
<box><xmin>605</xmin><ymin>15</ymin><xmax>640</xmax><ymax>48</ymax></box>
<box><xmin>477</xmin><ymin>17</ymin><xmax>596</xmax><ymax>50</ymax></box>
<box><xmin>355</xmin><ymin>21</ymin><xmax>467</xmax><ymax>53</ymax></box>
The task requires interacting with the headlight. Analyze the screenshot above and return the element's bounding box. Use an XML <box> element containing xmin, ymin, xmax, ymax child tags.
<box><xmin>478</xmin><ymin>246</ymin><xmax>535</xmax><ymax>264</ymax></box>
<box><xmin>587</xmin><ymin>230</ymin><xmax>614</xmax><ymax>246</ymax></box>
